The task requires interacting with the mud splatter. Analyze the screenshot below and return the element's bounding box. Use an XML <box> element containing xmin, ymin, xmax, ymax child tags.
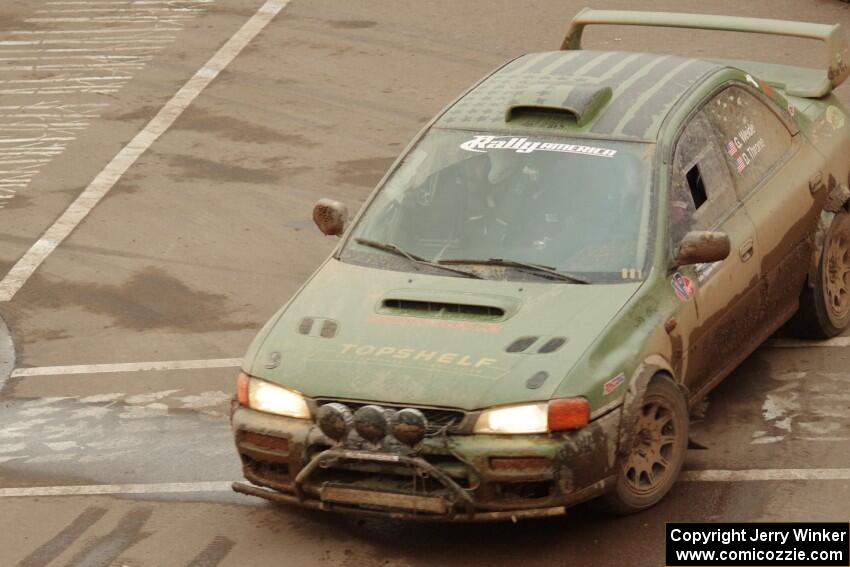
<box><xmin>0</xmin><ymin>11</ymin><xmax>42</xmax><ymax>32</ymax></box>
<box><xmin>167</xmin><ymin>154</ymin><xmax>280</xmax><ymax>185</ymax></box>
<box><xmin>329</xmin><ymin>20</ymin><xmax>377</xmax><ymax>29</ymax></box>
<box><xmin>13</xmin><ymin>267</ymin><xmax>258</xmax><ymax>333</ymax></box>
<box><xmin>0</xmin><ymin>193</ymin><xmax>31</xmax><ymax>210</ymax></box>
<box><xmin>104</xmin><ymin>105</ymin><xmax>160</xmax><ymax>122</ymax></box>
<box><xmin>106</xmin><ymin>181</ymin><xmax>142</xmax><ymax>198</ymax></box>
<box><xmin>334</xmin><ymin>157</ymin><xmax>395</xmax><ymax>187</ymax></box>
<box><xmin>20</xmin><ymin>328</ymin><xmax>70</xmax><ymax>342</ymax></box>
<box><xmin>174</xmin><ymin>107</ymin><xmax>318</xmax><ymax>146</ymax></box>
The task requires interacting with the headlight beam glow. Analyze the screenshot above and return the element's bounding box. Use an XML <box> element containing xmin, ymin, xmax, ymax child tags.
<box><xmin>247</xmin><ymin>378</ymin><xmax>311</xmax><ymax>419</ymax></box>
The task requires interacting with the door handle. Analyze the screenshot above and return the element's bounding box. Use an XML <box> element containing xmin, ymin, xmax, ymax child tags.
<box><xmin>739</xmin><ymin>238</ymin><xmax>754</xmax><ymax>262</ymax></box>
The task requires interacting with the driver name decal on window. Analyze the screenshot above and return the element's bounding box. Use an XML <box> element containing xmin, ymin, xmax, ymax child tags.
<box><xmin>460</xmin><ymin>135</ymin><xmax>618</xmax><ymax>158</ymax></box>
<box><xmin>723</xmin><ymin>122</ymin><xmax>766</xmax><ymax>176</ymax></box>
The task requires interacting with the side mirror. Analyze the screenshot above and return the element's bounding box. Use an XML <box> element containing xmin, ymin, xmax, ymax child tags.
<box><xmin>674</xmin><ymin>231</ymin><xmax>731</xmax><ymax>267</ymax></box>
<box><xmin>312</xmin><ymin>198</ymin><xmax>348</xmax><ymax>236</ymax></box>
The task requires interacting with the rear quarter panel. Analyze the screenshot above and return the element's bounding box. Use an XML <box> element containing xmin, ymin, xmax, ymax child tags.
<box><xmin>793</xmin><ymin>93</ymin><xmax>850</xmax><ymax>194</ymax></box>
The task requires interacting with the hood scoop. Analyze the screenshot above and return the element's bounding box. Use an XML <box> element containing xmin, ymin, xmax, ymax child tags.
<box><xmin>505</xmin><ymin>84</ymin><xmax>612</xmax><ymax>127</ymax></box>
<box><xmin>378</xmin><ymin>290</ymin><xmax>520</xmax><ymax>321</ymax></box>
<box><xmin>382</xmin><ymin>299</ymin><xmax>504</xmax><ymax>320</ymax></box>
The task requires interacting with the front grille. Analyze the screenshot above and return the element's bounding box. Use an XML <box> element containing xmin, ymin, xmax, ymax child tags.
<box><xmin>315</xmin><ymin>399</ymin><xmax>466</xmax><ymax>432</ymax></box>
<box><xmin>242</xmin><ymin>455</ymin><xmax>291</xmax><ymax>486</ymax></box>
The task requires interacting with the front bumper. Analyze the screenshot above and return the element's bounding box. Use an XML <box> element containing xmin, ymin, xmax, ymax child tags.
<box><xmin>231</xmin><ymin>404</ymin><xmax>621</xmax><ymax>521</ymax></box>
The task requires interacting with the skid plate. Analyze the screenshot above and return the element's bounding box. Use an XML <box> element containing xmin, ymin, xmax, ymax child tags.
<box><xmin>320</xmin><ymin>485</ymin><xmax>448</xmax><ymax>514</ymax></box>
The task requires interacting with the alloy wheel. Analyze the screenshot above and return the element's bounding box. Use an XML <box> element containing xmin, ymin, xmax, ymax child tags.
<box><xmin>623</xmin><ymin>397</ymin><xmax>681</xmax><ymax>496</ymax></box>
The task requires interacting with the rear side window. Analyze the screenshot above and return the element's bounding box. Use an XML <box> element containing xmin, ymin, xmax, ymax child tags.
<box><xmin>703</xmin><ymin>85</ymin><xmax>792</xmax><ymax>198</ymax></box>
<box><xmin>669</xmin><ymin>112</ymin><xmax>737</xmax><ymax>245</ymax></box>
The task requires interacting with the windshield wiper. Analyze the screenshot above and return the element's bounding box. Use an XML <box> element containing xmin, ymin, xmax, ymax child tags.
<box><xmin>354</xmin><ymin>238</ymin><xmax>483</xmax><ymax>279</ymax></box>
<box><xmin>438</xmin><ymin>258</ymin><xmax>589</xmax><ymax>284</ymax></box>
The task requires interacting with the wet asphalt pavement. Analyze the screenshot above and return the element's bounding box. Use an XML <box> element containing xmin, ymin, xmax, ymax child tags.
<box><xmin>0</xmin><ymin>0</ymin><xmax>849</xmax><ymax>565</ymax></box>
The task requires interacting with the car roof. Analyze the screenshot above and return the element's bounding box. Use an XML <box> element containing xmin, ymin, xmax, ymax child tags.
<box><xmin>435</xmin><ymin>50</ymin><xmax>722</xmax><ymax>142</ymax></box>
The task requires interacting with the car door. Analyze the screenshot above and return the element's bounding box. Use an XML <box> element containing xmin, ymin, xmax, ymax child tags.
<box><xmin>703</xmin><ymin>84</ymin><xmax>825</xmax><ymax>331</ymax></box>
<box><xmin>667</xmin><ymin>107</ymin><xmax>762</xmax><ymax>399</ymax></box>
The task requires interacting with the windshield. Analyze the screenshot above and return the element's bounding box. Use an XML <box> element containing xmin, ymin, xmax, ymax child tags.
<box><xmin>340</xmin><ymin>129</ymin><xmax>655</xmax><ymax>283</ymax></box>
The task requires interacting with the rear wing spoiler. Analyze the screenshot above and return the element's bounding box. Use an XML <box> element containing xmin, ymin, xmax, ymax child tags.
<box><xmin>562</xmin><ymin>9</ymin><xmax>850</xmax><ymax>98</ymax></box>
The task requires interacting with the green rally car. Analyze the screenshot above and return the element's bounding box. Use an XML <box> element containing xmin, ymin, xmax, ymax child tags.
<box><xmin>230</xmin><ymin>10</ymin><xmax>850</xmax><ymax>520</ymax></box>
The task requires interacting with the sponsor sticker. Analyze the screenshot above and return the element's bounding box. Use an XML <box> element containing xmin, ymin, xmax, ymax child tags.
<box><xmin>603</xmin><ymin>372</ymin><xmax>626</xmax><ymax>396</ymax></box>
<box><xmin>460</xmin><ymin>135</ymin><xmax>617</xmax><ymax>158</ymax></box>
<box><xmin>826</xmin><ymin>105</ymin><xmax>846</xmax><ymax>130</ymax></box>
<box><xmin>339</xmin><ymin>343</ymin><xmax>498</xmax><ymax>369</ymax></box>
<box><xmin>671</xmin><ymin>272</ymin><xmax>695</xmax><ymax>302</ymax></box>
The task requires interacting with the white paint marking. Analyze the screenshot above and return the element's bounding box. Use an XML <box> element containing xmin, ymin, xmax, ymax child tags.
<box><xmin>0</xmin><ymin>443</ymin><xmax>27</xmax><ymax>454</ymax></box>
<box><xmin>177</xmin><ymin>391</ymin><xmax>231</xmax><ymax>409</ymax></box>
<box><xmin>19</xmin><ymin>406</ymin><xmax>64</xmax><ymax>417</ymax></box>
<box><xmin>10</xmin><ymin>28</ymin><xmax>183</xmax><ymax>35</ymax></box>
<box><xmin>0</xmin><ymin>481</ymin><xmax>234</xmax><ymax>498</ymax></box>
<box><xmin>2</xmin><ymin>468</ymin><xmax>850</xmax><ymax>498</ymax></box>
<box><xmin>0</xmin><ymin>4</ymin><xmax>211</xmax><ymax>210</ymax></box>
<box><xmin>70</xmin><ymin>406</ymin><xmax>111</xmax><ymax>419</ymax></box>
<box><xmin>119</xmin><ymin>404</ymin><xmax>169</xmax><ymax>419</ymax></box>
<box><xmin>0</xmin><ymin>137</ymin><xmax>75</xmax><ymax>143</ymax></box>
<box><xmin>10</xmin><ymin>358</ymin><xmax>242</xmax><ymax>377</ymax></box>
<box><xmin>0</xmin><ymin>0</ymin><xmax>289</xmax><ymax>301</ymax></box>
<box><xmin>78</xmin><ymin>392</ymin><xmax>123</xmax><ymax>403</ymax></box>
<box><xmin>0</xmin><ymin>77</ymin><xmax>132</xmax><ymax>84</ymax></box>
<box><xmin>124</xmin><ymin>389</ymin><xmax>180</xmax><ymax>404</ymax></box>
<box><xmin>45</xmin><ymin>441</ymin><xmax>79</xmax><ymax>451</ymax></box>
<box><xmin>767</xmin><ymin>337</ymin><xmax>850</xmax><ymax>349</ymax></box>
<box><xmin>680</xmin><ymin>468</ymin><xmax>850</xmax><ymax>482</ymax></box>
<box><xmin>0</xmin><ymin>455</ymin><xmax>29</xmax><ymax>464</ymax></box>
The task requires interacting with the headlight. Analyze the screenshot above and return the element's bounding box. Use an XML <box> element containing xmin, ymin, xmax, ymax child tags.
<box><xmin>474</xmin><ymin>403</ymin><xmax>548</xmax><ymax>434</ymax></box>
<box><xmin>237</xmin><ymin>372</ymin><xmax>311</xmax><ymax>419</ymax></box>
<box><xmin>474</xmin><ymin>398</ymin><xmax>589</xmax><ymax>434</ymax></box>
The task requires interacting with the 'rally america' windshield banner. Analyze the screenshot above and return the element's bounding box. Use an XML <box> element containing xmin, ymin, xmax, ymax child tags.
<box><xmin>460</xmin><ymin>135</ymin><xmax>618</xmax><ymax>158</ymax></box>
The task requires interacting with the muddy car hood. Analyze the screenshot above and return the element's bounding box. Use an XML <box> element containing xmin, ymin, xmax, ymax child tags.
<box><xmin>245</xmin><ymin>259</ymin><xmax>641</xmax><ymax>411</ymax></box>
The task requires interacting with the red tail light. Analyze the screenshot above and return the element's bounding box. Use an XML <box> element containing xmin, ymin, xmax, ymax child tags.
<box><xmin>547</xmin><ymin>398</ymin><xmax>589</xmax><ymax>431</ymax></box>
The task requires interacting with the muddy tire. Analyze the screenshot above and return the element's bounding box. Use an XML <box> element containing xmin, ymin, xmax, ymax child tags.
<box><xmin>603</xmin><ymin>376</ymin><xmax>688</xmax><ymax>515</ymax></box>
<box><xmin>791</xmin><ymin>212</ymin><xmax>850</xmax><ymax>339</ymax></box>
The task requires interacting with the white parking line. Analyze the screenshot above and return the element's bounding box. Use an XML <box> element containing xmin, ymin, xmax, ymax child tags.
<box><xmin>0</xmin><ymin>0</ymin><xmax>289</xmax><ymax>301</ymax></box>
<box><xmin>680</xmin><ymin>468</ymin><xmax>850</xmax><ymax>482</ymax></box>
<box><xmin>766</xmin><ymin>337</ymin><xmax>850</xmax><ymax>348</ymax></box>
<box><xmin>10</xmin><ymin>334</ymin><xmax>850</xmax><ymax>380</ymax></box>
<box><xmin>0</xmin><ymin>481</ymin><xmax>234</xmax><ymax>498</ymax></box>
<box><xmin>1</xmin><ymin>468</ymin><xmax>849</xmax><ymax>498</ymax></box>
<box><xmin>10</xmin><ymin>358</ymin><xmax>242</xmax><ymax>377</ymax></box>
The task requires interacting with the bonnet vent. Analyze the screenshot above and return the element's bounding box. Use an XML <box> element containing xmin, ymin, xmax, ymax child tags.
<box><xmin>381</xmin><ymin>299</ymin><xmax>505</xmax><ymax>320</ymax></box>
<box><xmin>505</xmin><ymin>85</ymin><xmax>612</xmax><ymax>127</ymax></box>
<box><xmin>538</xmin><ymin>337</ymin><xmax>567</xmax><ymax>353</ymax></box>
<box><xmin>505</xmin><ymin>336</ymin><xmax>539</xmax><ymax>353</ymax></box>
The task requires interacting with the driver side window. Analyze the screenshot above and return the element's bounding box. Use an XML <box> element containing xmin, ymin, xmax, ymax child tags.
<box><xmin>669</xmin><ymin>111</ymin><xmax>737</xmax><ymax>247</ymax></box>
